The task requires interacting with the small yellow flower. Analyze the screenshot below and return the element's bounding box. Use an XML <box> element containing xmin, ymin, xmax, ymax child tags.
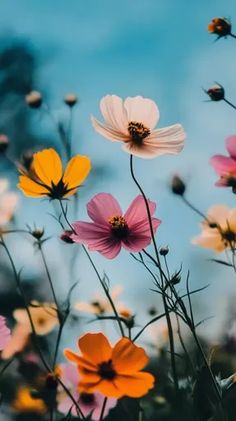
<box><xmin>13</xmin><ymin>301</ymin><xmax>59</xmax><ymax>336</ymax></box>
<box><xmin>13</xmin><ymin>386</ymin><xmax>47</xmax><ymax>414</ymax></box>
<box><xmin>17</xmin><ymin>148</ymin><xmax>91</xmax><ymax>199</ymax></box>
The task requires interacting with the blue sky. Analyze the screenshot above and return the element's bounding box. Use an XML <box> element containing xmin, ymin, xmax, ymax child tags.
<box><xmin>2</xmin><ymin>0</ymin><xmax>236</xmax><ymax>343</ymax></box>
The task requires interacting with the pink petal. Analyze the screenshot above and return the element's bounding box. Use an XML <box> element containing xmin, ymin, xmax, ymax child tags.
<box><xmin>124</xmin><ymin>196</ymin><xmax>157</xmax><ymax>226</ymax></box>
<box><xmin>87</xmin><ymin>238</ymin><xmax>121</xmax><ymax>259</ymax></box>
<box><xmin>72</xmin><ymin>221</ymin><xmax>110</xmax><ymax>243</ymax></box>
<box><xmin>0</xmin><ymin>316</ymin><xmax>11</xmax><ymax>351</ymax></box>
<box><xmin>91</xmin><ymin>116</ymin><xmax>129</xmax><ymax>142</ymax></box>
<box><xmin>90</xmin><ymin>394</ymin><xmax>117</xmax><ymax>420</ymax></box>
<box><xmin>210</xmin><ymin>155</ymin><xmax>236</xmax><ymax>175</ymax></box>
<box><xmin>122</xmin><ymin>218</ymin><xmax>161</xmax><ymax>252</ymax></box>
<box><xmin>215</xmin><ymin>178</ymin><xmax>228</xmax><ymax>186</ymax></box>
<box><xmin>124</xmin><ymin>96</ymin><xmax>160</xmax><ymax>129</ymax></box>
<box><xmin>59</xmin><ymin>363</ymin><xmax>80</xmax><ymax>387</ymax></box>
<box><xmin>86</xmin><ymin>193</ymin><xmax>122</xmax><ymax>225</ymax></box>
<box><xmin>226</xmin><ymin>135</ymin><xmax>236</xmax><ymax>159</ymax></box>
<box><xmin>100</xmin><ymin>95</ymin><xmax>128</xmax><ymax>133</ymax></box>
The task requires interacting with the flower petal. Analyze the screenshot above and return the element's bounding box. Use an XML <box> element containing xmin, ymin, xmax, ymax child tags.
<box><xmin>86</xmin><ymin>193</ymin><xmax>122</xmax><ymax>225</ymax></box>
<box><xmin>192</xmin><ymin>231</ymin><xmax>225</xmax><ymax>252</ymax></box>
<box><xmin>112</xmin><ymin>338</ymin><xmax>149</xmax><ymax>373</ymax></box>
<box><xmin>113</xmin><ymin>372</ymin><xmax>155</xmax><ymax>398</ymax></box>
<box><xmin>72</xmin><ymin>221</ymin><xmax>110</xmax><ymax>243</ymax></box>
<box><xmin>210</xmin><ymin>155</ymin><xmax>236</xmax><ymax>176</ymax></box>
<box><xmin>145</xmin><ymin>124</ymin><xmax>185</xmax><ymax>154</ymax></box>
<box><xmin>79</xmin><ymin>379</ymin><xmax>122</xmax><ymax>398</ymax></box>
<box><xmin>17</xmin><ymin>176</ymin><xmax>50</xmax><ymax>197</ymax></box>
<box><xmin>0</xmin><ymin>316</ymin><xmax>11</xmax><ymax>351</ymax></box>
<box><xmin>124</xmin><ymin>96</ymin><xmax>160</xmax><ymax>129</ymax></box>
<box><xmin>91</xmin><ymin>116</ymin><xmax>129</xmax><ymax>142</ymax></box>
<box><xmin>124</xmin><ymin>195</ymin><xmax>156</xmax><ymax>226</ymax></box>
<box><xmin>33</xmin><ymin>148</ymin><xmax>63</xmax><ymax>186</ymax></box>
<box><xmin>100</xmin><ymin>95</ymin><xmax>128</xmax><ymax>133</ymax></box>
<box><xmin>63</xmin><ymin>155</ymin><xmax>91</xmax><ymax>189</ymax></box>
<box><xmin>79</xmin><ymin>333</ymin><xmax>112</xmax><ymax>365</ymax></box>
<box><xmin>226</xmin><ymin>135</ymin><xmax>236</xmax><ymax>159</ymax></box>
<box><xmin>1</xmin><ymin>324</ymin><xmax>29</xmax><ymax>360</ymax></box>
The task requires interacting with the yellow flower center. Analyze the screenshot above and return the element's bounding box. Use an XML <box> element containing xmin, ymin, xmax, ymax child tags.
<box><xmin>108</xmin><ymin>215</ymin><xmax>128</xmax><ymax>239</ymax></box>
<box><xmin>128</xmin><ymin>121</ymin><xmax>150</xmax><ymax>145</ymax></box>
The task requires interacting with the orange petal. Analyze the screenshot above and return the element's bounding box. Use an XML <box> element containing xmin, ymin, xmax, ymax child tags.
<box><xmin>79</xmin><ymin>379</ymin><xmax>123</xmax><ymax>398</ymax></box>
<box><xmin>112</xmin><ymin>338</ymin><xmax>148</xmax><ymax>373</ymax></box>
<box><xmin>78</xmin><ymin>332</ymin><xmax>112</xmax><ymax>365</ymax></box>
<box><xmin>114</xmin><ymin>372</ymin><xmax>155</xmax><ymax>398</ymax></box>
<box><xmin>33</xmin><ymin>148</ymin><xmax>63</xmax><ymax>186</ymax></box>
<box><xmin>17</xmin><ymin>176</ymin><xmax>50</xmax><ymax>197</ymax></box>
<box><xmin>63</xmin><ymin>155</ymin><xmax>91</xmax><ymax>190</ymax></box>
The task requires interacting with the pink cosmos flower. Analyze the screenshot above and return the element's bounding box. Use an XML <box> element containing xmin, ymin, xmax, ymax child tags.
<box><xmin>71</xmin><ymin>193</ymin><xmax>161</xmax><ymax>259</ymax></box>
<box><xmin>210</xmin><ymin>135</ymin><xmax>236</xmax><ymax>192</ymax></box>
<box><xmin>0</xmin><ymin>316</ymin><xmax>11</xmax><ymax>351</ymax></box>
<box><xmin>57</xmin><ymin>363</ymin><xmax>117</xmax><ymax>419</ymax></box>
<box><xmin>91</xmin><ymin>95</ymin><xmax>185</xmax><ymax>159</ymax></box>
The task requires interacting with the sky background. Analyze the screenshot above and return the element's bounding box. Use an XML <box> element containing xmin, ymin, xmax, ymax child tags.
<box><xmin>1</xmin><ymin>0</ymin><xmax>236</xmax><ymax>348</ymax></box>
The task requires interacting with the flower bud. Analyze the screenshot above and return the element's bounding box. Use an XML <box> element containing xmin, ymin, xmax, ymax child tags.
<box><xmin>148</xmin><ymin>306</ymin><xmax>158</xmax><ymax>316</ymax></box>
<box><xmin>64</xmin><ymin>94</ymin><xmax>78</xmax><ymax>107</ymax></box>
<box><xmin>208</xmin><ymin>17</ymin><xmax>231</xmax><ymax>38</ymax></box>
<box><xmin>171</xmin><ymin>175</ymin><xmax>186</xmax><ymax>196</ymax></box>
<box><xmin>25</xmin><ymin>91</ymin><xmax>42</xmax><ymax>108</ymax></box>
<box><xmin>159</xmin><ymin>246</ymin><xmax>169</xmax><ymax>256</ymax></box>
<box><xmin>206</xmin><ymin>84</ymin><xmax>225</xmax><ymax>101</ymax></box>
<box><xmin>0</xmin><ymin>134</ymin><xmax>9</xmax><ymax>153</ymax></box>
<box><xmin>60</xmin><ymin>230</ymin><xmax>74</xmax><ymax>243</ymax></box>
<box><xmin>21</xmin><ymin>150</ymin><xmax>34</xmax><ymax>171</ymax></box>
<box><xmin>32</xmin><ymin>228</ymin><xmax>44</xmax><ymax>240</ymax></box>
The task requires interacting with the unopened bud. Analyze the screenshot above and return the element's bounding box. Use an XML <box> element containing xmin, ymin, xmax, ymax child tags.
<box><xmin>21</xmin><ymin>150</ymin><xmax>34</xmax><ymax>171</ymax></box>
<box><xmin>148</xmin><ymin>306</ymin><xmax>158</xmax><ymax>316</ymax></box>
<box><xmin>64</xmin><ymin>94</ymin><xmax>78</xmax><ymax>107</ymax></box>
<box><xmin>60</xmin><ymin>230</ymin><xmax>74</xmax><ymax>243</ymax></box>
<box><xmin>45</xmin><ymin>373</ymin><xmax>58</xmax><ymax>390</ymax></box>
<box><xmin>0</xmin><ymin>135</ymin><xmax>9</xmax><ymax>153</ymax></box>
<box><xmin>208</xmin><ymin>17</ymin><xmax>231</xmax><ymax>38</ymax></box>
<box><xmin>206</xmin><ymin>84</ymin><xmax>225</xmax><ymax>101</ymax></box>
<box><xmin>25</xmin><ymin>91</ymin><xmax>42</xmax><ymax>108</ymax></box>
<box><xmin>159</xmin><ymin>246</ymin><xmax>169</xmax><ymax>256</ymax></box>
<box><xmin>171</xmin><ymin>175</ymin><xmax>186</xmax><ymax>196</ymax></box>
<box><xmin>32</xmin><ymin>228</ymin><xmax>44</xmax><ymax>240</ymax></box>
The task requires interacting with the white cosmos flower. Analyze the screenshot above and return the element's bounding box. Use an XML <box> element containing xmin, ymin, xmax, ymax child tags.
<box><xmin>0</xmin><ymin>179</ymin><xmax>18</xmax><ymax>226</ymax></box>
<box><xmin>91</xmin><ymin>95</ymin><xmax>186</xmax><ymax>159</ymax></box>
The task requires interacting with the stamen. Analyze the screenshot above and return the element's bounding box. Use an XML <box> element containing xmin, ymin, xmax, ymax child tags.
<box><xmin>108</xmin><ymin>215</ymin><xmax>128</xmax><ymax>239</ymax></box>
<box><xmin>98</xmin><ymin>359</ymin><xmax>116</xmax><ymax>380</ymax></box>
<box><xmin>128</xmin><ymin>121</ymin><xmax>150</xmax><ymax>145</ymax></box>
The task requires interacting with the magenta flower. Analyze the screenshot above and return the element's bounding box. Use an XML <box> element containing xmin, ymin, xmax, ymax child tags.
<box><xmin>0</xmin><ymin>315</ymin><xmax>11</xmax><ymax>351</ymax></box>
<box><xmin>210</xmin><ymin>135</ymin><xmax>236</xmax><ymax>192</ymax></box>
<box><xmin>57</xmin><ymin>363</ymin><xmax>117</xmax><ymax>419</ymax></box>
<box><xmin>71</xmin><ymin>193</ymin><xmax>161</xmax><ymax>259</ymax></box>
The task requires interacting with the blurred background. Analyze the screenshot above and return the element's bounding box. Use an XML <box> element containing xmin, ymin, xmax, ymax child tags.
<box><xmin>0</xmin><ymin>0</ymin><xmax>236</xmax><ymax>358</ymax></box>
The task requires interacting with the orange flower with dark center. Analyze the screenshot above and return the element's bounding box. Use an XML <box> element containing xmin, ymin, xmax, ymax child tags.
<box><xmin>64</xmin><ymin>332</ymin><xmax>155</xmax><ymax>398</ymax></box>
<box><xmin>18</xmin><ymin>148</ymin><xmax>91</xmax><ymax>199</ymax></box>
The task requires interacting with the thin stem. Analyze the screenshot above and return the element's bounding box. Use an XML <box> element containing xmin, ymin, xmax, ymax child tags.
<box><xmin>129</xmin><ymin>155</ymin><xmax>179</xmax><ymax>392</ymax></box>
<box><xmin>133</xmin><ymin>312</ymin><xmax>168</xmax><ymax>342</ymax></box>
<box><xmin>99</xmin><ymin>397</ymin><xmax>108</xmax><ymax>421</ymax></box>
<box><xmin>181</xmin><ymin>196</ymin><xmax>210</xmax><ymax>223</ymax></box>
<box><xmin>223</xmin><ymin>98</ymin><xmax>236</xmax><ymax>110</ymax></box>
<box><xmin>230</xmin><ymin>32</ymin><xmax>236</xmax><ymax>39</ymax></box>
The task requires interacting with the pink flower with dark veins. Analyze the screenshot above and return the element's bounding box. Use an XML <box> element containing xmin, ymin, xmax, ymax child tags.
<box><xmin>71</xmin><ymin>193</ymin><xmax>161</xmax><ymax>259</ymax></box>
<box><xmin>210</xmin><ymin>135</ymin><xmax>236</xmax><ymax>192</ymax></box>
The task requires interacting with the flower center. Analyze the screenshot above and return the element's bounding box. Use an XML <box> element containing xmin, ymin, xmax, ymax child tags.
<box><xmin>98</xmin><ymin>359</ymin><xmax>116</xmax><ymax>380</ymax></box>
<box><xmin>91</xmin><ymin>301</ymin><xmax>105</xmax><ymax>314</ymax></box>
<box><xmin>222</xmin><ymin>229</ymin><xmax>236</xmax><ymax>245</ymax></box>
<box><xmin>79</xmin><ymin>393</ymin><xmax>95</xmax><ymax>405</ymax></box>
<box><xmin>108</xmin><ymin>215</ymin><xmax>128</xmax><ymax>239</ymax></box>
<box><xmin>128</xmin><ymin>121</ymin><xmax>150</xmax><ymax>145</ymax></box>
<box><xmin>225</xmin><ymin>176</ymin><xmax>236</xmax><ymax>194</ymax></box>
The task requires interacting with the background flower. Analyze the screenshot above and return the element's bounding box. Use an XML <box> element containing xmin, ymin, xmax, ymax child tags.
<box><xmin>0</xmin><ymin>179</ymin><xmax>18</xmax><ymax>227</ymax></box>
<box><xmin>210</xmin><ymin>135</ymin><xmax>236</xmax><ymax>192</ymax></box>
<box><xmin>0</xmin><ymin>315</ymin><xmax>11</xmax><ymax>351</ymax></box>
<box><xmin>13</xmin><ymin>301</ymin><xmax>59</xmax><ymax>336</ymax></box>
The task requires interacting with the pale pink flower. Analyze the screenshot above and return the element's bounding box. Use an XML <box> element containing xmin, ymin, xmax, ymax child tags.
<box><xmin>1</xmin><ymin>324</ymin><xmax>29</xmax><ymax>360</ymax></box>
<box><xmin>71</xmin><ymin>193</ymin><xmax>161</xmax><ymax>259</ymax></box>
<box><xmin>192</xmin><ymin>204</ymin><xmax>236</xmax><ymax>252</ymax></box>
<box><xmin>57</xmin><ymin>363</ymin><xmax>117</xmax><ymax>419</ymax></box>
<box><xmin>0</xmin><ymin>316</ymin><xmax>11</xmax><ymax>351</ymax></box>
<box><xmin>91</xmin><ymin>95</ymin><xmax>185</xmax><ymax>159</ymax></box>
<box><xmin>0</xmin><ymin>179</ymin><xmax>18</xmax><ymax>227</ymax></box>
<box><xmin>210</xmin><ymin>135</ymin><xmax>236</xmax><ymax>192</ymax></box>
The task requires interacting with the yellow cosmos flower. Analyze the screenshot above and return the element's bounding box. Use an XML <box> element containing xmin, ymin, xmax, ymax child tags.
<box><xmin>17</xmin><ymin>148</ymin><xmax>91</xmax><ymax>199</ymax></box>
<box><xmin>13</xmin><ymin>386</ymin><xmax>47</xmax><ymax>414</ymax></box>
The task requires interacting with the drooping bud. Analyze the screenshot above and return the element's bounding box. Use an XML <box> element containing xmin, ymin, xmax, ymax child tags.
<box><xmin>60</xmin><ymin>230</ymin><xmax>74</xmax><ymax>243</ymax></box>
<box><xmin>206</xmin><ymin>84</ymin><xmax>225</xmax><ymax>101</ymax></box>
<box><xmin>159</xmin><ymin>246</ymin><xmax>169</xmax><ymax>256</ymax></box>
<box><xmin>0</xmin><ymin>134</ymin><xmax>9</xmax><ymax>153</ymax></box>
<box><xmin>25</xmin><ymin>91</ymin><xmax>42</xmax><ymax>108</ymax></box>
<box><xmin>171</xmin><ymin>175</ymin><xmax>186</xmax><ymax>196</ymax></box>
<box><xmin>208</xmin><ymin>17</ymin><xmax>231</xmax><ymax>38</ymax></box>
<box><xmin>64</xmin><ymin>94</ymin><xmax>78</xmax><ymax>107</ymax></box>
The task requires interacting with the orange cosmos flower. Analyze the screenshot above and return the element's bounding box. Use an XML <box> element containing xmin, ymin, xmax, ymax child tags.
<box><xmin>18</xmin><ymin>148</ymin><xmax>91</xmax><ymax>199</ymax></box>
<box><xmin>13</xmin><ymin>386</ymin><xmax>47</xmax><ymax>414</ymax></box>
<box><xmin>64</xmin><ymin>332</ymin><xmax>154</xmax><ymax>398</ymax></box>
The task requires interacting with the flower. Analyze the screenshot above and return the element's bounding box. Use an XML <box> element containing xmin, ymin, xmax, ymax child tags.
<box><xmin>18</xmin><ymin>148</ymin><xmax>91</xmax><ymax>199</ymax></box>
<box><xmin>25</xmin><ymin>91</ymin><xmax>42</xmax><ymax>108</ymax></box>
<box><xmin>192</xmin><ymin>205</ymin><xmax>236</xmax><ymax>252</ymax></box>
<box><xmin>208</xmin><ymin>17</ymin><xmax>231</xmax><ymax>38</ymax></box>
<box><xmin>71</xmin><ymin>193</ymin><xmax>161</xmax><ymax>259</ymax></box>
<box><xmin>13</xmin><ymin>301</ymin><xmax>59</xmax><ymax>336</ymax></box>
<box><xmin>1</xmin><ymin>324</ymin><xmax>29</xmax><ymax>360</ymax></box>
<box><xmin>74</xmin><ymin>285</ymin><xmax>126</xmax><ymax>315</ymax></box>
<box><xmin>13</xmin><ymin>386</ymin><xmax>47</xmax><ymax>414</ymax></box>
<box><xmin>0</xmin><ymin>179</ymin><xmax>18</xmax><ymax>227</ymax></box>
<box><xmin>210</xmin><ymin>136</ymin><xmax>236</xmax><ymax>193</ymax></box>
<box><xmin>64</xmin><ymin>93</ymin><xmax>78</xmax><ymax>107</ymax></box>
<box><xmin>0</xmin><ymin>315</ymin><xmax>11</xmax><ymax>351</ymax></box>
<box><xmin>64</xmin><ymin>332</ymin><xmax>155</xmax><ymax>398</ymax></box>
<box><xmin>57</xmin><ymin>363</ymin><xmax>117</xmax><ymax>419</ymax></box>
<box><xmin>91</xmin><ymin>95</ymin><xmax>185</xmax><ymax>159</ymax></box>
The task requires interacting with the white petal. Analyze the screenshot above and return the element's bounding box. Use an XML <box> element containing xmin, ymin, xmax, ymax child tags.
<box><xmin>0</xmin><ymin>179</ymin><xmax>9</xmax><ymax>195</ymax></box>
<box><xmin>122</xmin><ymin>142</ymin><xmax>160</xmax><ymax>159</ymax></box>
<box><xmin>100</xmin><ymin>95</ymin><xmax>128</xmax><ymax>134</ymax></box>
<box><xmin>124</xmin><ymin>96</ymin><xmax>160</xmax><ymax>129</ymax></box>
<box><xmin>91</xmin><ymin>116</ymin><xmax>129</xmax><ymax>142</ymax></box>
<box><xmin>144</xmin><ymin>124</ymin><xmax>185</xmax><ymax>154</ymax></box>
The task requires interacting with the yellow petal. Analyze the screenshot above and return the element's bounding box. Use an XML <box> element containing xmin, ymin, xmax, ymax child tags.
<box><xmin>63</xmin><ymin>155</ymin><xmax>91</xmax><ymax>190</ymax></box>
<box><xmin>33</xmin><ymin>148</ymin><xmax>63</xmax><ymax>186</ymax></box>
<box><xmin>17</xmin><ymin>176</ymin><xmax>49</xmax><ymax>197</ymax></box>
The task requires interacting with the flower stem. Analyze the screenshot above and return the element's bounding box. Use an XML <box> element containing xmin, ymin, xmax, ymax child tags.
<box><xmin>99</xmin><ymin>397</ymin><xmax>108</xmax><ymax>421</ymax></box>
<box><xmin>223</xmin><ymin>98</ymin><xmax>236</xmax><ymax>110</ymax></box>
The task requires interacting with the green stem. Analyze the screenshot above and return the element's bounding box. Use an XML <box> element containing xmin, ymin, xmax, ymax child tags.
<box><xmin>99</xmin><ymin>397</ymin><xmax>108</xmax><ymax>421</ymax></box>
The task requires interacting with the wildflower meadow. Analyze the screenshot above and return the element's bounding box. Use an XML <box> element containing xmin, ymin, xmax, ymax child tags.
<box><xmin>1</xmin><ymin>3</ymin><xmax>236</xmax><ymax>421</ymax></box>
